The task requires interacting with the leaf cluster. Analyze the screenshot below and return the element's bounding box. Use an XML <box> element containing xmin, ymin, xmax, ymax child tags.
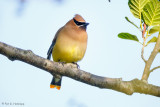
<box><xmin>118</xmin><ymin>0</ymin><xmax>160</xmax><ymax>46</ymax></box>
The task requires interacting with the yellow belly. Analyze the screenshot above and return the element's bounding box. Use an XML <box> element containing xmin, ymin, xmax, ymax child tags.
<box><xmin>52</xmin><ymin>42</ymin><xmax>86</xmax><ymax>63</ymax></box>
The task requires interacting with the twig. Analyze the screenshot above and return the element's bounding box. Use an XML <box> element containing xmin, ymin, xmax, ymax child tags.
<box><xmin>142</xmin><ymin>23</ymin><xmax>146</xmax><ymax>38</ymax></box>
<box><xmin>141</xmin><ymin>37</ymin><xmax>147</xmax><ymax>63</ymax></box>
<box><xmin>142</xmin><ymin>33</ymin><xmax>160</xmax><ymax>81</ymax></box>
<box><xmin>150</xmin><ymin>66</ymin><xmax>160</xmax><ymax>73</ymax></box>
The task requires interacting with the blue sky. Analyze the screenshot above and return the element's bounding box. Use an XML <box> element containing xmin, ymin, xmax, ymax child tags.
<box><xmin>0</xmin><ymin>0</ymin><xmax>160</xmax><ymax>107</ymax></box>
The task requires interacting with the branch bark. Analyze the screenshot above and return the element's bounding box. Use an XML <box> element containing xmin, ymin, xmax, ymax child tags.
<box><xmin>150</xmin><ymin>66</ymin><xmax>160</xmax><ymax>73</ymax></box>
<box><xmin>0</xmin><ymin>41</ymin><xmax>160</xmax><ymax>97</ymax></box>
<box><xmin>141</xmin><ymin>37</ymin><xmax>147</xmax><ymax>63</ymax></box>
<box><xmin>142</xmin><ymin>33</ymin><xmax>160</xmax><ymax>81</ymax></box>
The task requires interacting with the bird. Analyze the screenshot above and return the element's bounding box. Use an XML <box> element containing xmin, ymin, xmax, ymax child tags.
<box><xmin>47</xmin><ymin>14</ymin><xmax>89</xmax><ymax>90</ymax></box>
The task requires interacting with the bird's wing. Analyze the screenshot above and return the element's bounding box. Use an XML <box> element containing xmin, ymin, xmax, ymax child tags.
<box><xmin>47</xmin><ymin>41</ymin><xmax>55</xmax><ymax>60</ymax></box>
<box><xmin>47</xmin><ymin>27</ymin><xmax>63</xmax><ymax>60</ymax></box>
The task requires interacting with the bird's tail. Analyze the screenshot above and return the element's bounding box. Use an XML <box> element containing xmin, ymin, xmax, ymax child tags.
<box><xmin>50</xmin><ymin>75</ymin><xmax>62</xmax><ymax>90</ymax></box>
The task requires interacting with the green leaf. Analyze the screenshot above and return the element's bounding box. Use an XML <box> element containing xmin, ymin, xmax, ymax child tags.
<box><xmin>125</xmin><ymin>16</ymin><xmax>139</xmax><ymax>29</ymax></box>
<box><xmin>142</xmin><ymin>0</ymin><xmax>160</xmax><ymax>26</ymax></box>
<box><xmin>149</xmin><ymin>26</ymin><xmax>160</xmax><ymax>35</ymax></box>
<box><xmin>146</xmin><ymin>36</ymin><xmax>157</xmax><ymax>45</ymax></box>
<box><xmin>118</xmin><ymin>33</ymin><xmax>139</xmax><ymax>42</ymax></box>
<box><xmin>128</xmin><ymin>0</ymin><xmax>150</xmax><ymax>19</ymax></box>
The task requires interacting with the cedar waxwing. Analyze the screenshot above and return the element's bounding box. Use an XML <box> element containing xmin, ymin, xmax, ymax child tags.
<box><xmin>47</xmin><ymin>14</ymin><xmax>89</xmax><ymax>90</ymax></box>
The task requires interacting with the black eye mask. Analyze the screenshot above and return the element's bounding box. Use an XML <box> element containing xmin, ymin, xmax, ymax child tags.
<box><xmin>73</xmin><ymin>18</ymin><xmax>86</xmax><ymax>26</ymax></box>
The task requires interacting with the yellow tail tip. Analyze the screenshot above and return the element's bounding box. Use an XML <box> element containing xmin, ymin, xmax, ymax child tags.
<box><xmin>56</xmin><ymin>86</ymin><xmax>61</xmax><ymax>90</ymax></box>
<box><xmin>50</xmin><ymin>85</ymin><xmax>61</xmax><ymax>90</ymax></box>
<box><xmin>50</xmin><ymin>85</ymin><xmax>56</xmax><ymax>88</ymax></box>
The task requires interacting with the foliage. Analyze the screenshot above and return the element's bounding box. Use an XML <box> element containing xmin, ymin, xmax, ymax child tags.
<box><xmin>125</xmin><ymin>17</ymin><xmax>139</xmax><ymax>29</ymax></box>
<box><xmin>118</xmin><ymin>0</ymin><xmax>160</xmax><ymax>46</ymax></box>
<box><xmin>149</xmin><ymin>26</ymin><xmax>160</xmax><ymax>35</ymax></box>
<box><xmin>146</xmin><ymin>36</ymin><xmax>157</xmax><ymax>46</ymax></box>
<box><xmin>142</xmin><ymin>0</ymin><xmax>160</xmax><ymax>26</ymax></box>
<box><xmin>118</xmin><ymin>33</ymin><xmax>139</xmax><ymax>42</ymax></box>
<box><xmin>128</xmin><ymin>0</ymin><xmax>149</xmax><ymax>19</ymax></box>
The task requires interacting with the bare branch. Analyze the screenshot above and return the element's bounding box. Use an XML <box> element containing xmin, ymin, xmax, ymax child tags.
<box><xmin>150</xmin><ymin>66</ymin><xmax>160</xmax><ymax>73</ymax></box>
<box><xmin>142</xmin><ymin>33</ymin><xmax>160</xmax><ymax>81</ymax></box>
<box><xmin>141</xmin><ymin>29</ymin><xmax>148</xmax><ymax>63</ymax></box>
<box><xmin>141</xmin><ymin>38</ymin><xmax>147</xmax><ymax>63</ymax></box>
<box><xmin>0</xmin><ymin>41</ymin><xmax>160</xmax><ymax>97</ymax></box>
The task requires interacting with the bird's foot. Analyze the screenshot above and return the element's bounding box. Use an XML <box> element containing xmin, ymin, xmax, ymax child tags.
<box><xmin>58</xmin><ymin>62</ymin><xmax>66</xmax><ymax>66</ymax></box>
<box><xmin>72</xmin><ymin>62</ymin><xmax>80</xmax><ymax>69</ymax></box>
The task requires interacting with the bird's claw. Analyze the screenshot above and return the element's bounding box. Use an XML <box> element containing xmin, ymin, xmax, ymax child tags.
<box><xmin>58</xmin><ymin>62</ymin><xmax>66</xmax><ymax>66</ymax></box>
<box><xmin>72</xmin><ymin>62</ymin><xmax>80</xmax><ymax>69</ymax></box>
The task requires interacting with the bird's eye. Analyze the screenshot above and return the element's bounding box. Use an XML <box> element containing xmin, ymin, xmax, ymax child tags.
<box><xmin>73</xmin><ymin>18</ymin><xmax>86</xmax><ymax>26</ymax></box>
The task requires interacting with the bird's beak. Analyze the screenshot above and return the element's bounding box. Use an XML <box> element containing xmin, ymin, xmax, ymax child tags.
<box><xmin>85</xmin><ymin>23</ymin><xmax>89</xmax><ymax>26</ymax></box>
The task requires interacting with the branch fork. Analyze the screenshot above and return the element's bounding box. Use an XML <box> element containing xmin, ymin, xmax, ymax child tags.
<box><xmin>141</xmin><ymin>33</ymin><xmax>160</xmax><ymax>81</ymax></box>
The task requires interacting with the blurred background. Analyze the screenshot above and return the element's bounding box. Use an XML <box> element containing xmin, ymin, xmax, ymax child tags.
<box><xmin>0</xmin><ymin>0</ymin><xmax>160</xmax><ymax>107</ymax></box>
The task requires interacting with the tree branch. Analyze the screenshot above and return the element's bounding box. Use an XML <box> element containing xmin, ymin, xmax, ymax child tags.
<box><xmin>150</xmin><ymin>66</ymin><xmax>160</xmax><ymax>73</ymax></box>
<box><xmin>142</xmin><ymin>33</ymin><xmax>160</xmax><ymax>81</ymax></box>
<box><xmin>0</xmin><ymin>41</ymin><xmax>160</xmax><ymax>97</ymax></box>
<box><xmin>141</xmin><ymin>37</ymin><xmax>147</xmax><ymax>63</ymax></box>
